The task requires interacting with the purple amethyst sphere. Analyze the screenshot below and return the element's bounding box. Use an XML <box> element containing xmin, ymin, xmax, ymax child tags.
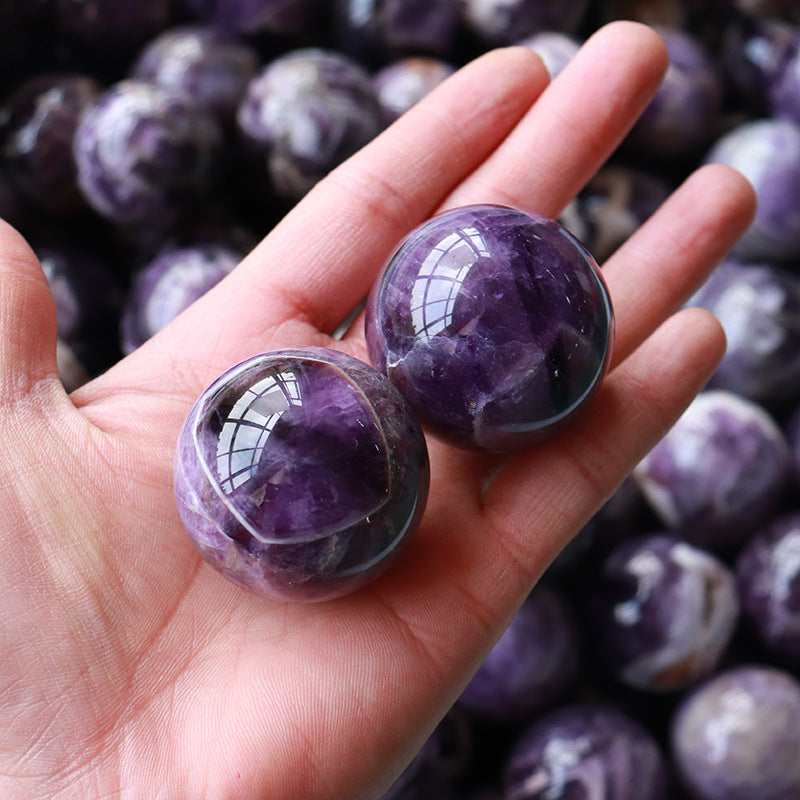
<box><xmin>0</xmin><ymin>72</ymin><xmax>99</xmax><ymax>214</ymax></box>
<box><xmin>704</xmin><ymin>118</ymin><xmax>800</xmax><ymax>262</ymax></box>
<box><xmin>236</xmin><ymin>48</ymin><xmax>383</xmax><ymax>200</ymax></box>
<box><xmin>736</xmin><ymin>513</ymin><xmax>800</xmax><ymax>667</ymax></box>
<box><xmin>365</xmin><ymin>205</ymin><xmax>614</xmax><ymax>452</ymax></box>
<box><xmin>174</xmin><ymin>347</ymin><xmax>430</xmax><ymax>602</ymax></box>
<box><xmin>670</xmin><ymin>666</ymin><xmax>800</xmax><ymax>800</ymax></box>
<box><xmin>131</xmin><ymin>25</ymin><xmax>259</xmax><ymax>126</ymax></box>
<box><xmin>588</xmin><ymin>534</ymin><xmax>739</xmax><ymax>692</ymax></box>
<box><xmin>73</xmin><ymin>80</ymin><xmax>222</xmax><ymax>230</ymax></box>
<box><xmin>632</xmin><ymin>390</ymin><xmax>791</xmax><ymax>550</ymax></box>
<box><xmin>503</xmin><ymin>703</ymin><xmax>668</xmax><ymax>800</ymax></box>
<box><xmin>687</xmin><ymin>259</ymin><xmax>800</xmax><ymax>411</ymax></box>
<box><xmin>456</xmin><ymin>583</ymin><xmax>581</xmax><ymax>722</ymax></box>
<box><xmin>121</xmin><ymin>243</ymin><xmax>242</xmax><ymax>354</ymax></box>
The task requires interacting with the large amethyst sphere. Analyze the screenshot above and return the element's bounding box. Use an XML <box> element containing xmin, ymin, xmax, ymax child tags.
<box><xmin>503</xmin><ymin>703</ymin><xmax>668</xmax><ymax>800</ymax></box>
<box><xmin>632</xmin><ymin>390</ymin><xmax>792</xmax><ymax>550</ymax></box>
<box><xmin>670</xmin><ymin>666</ymin><xmax>800</xmax><ymax>800</ymax></box>
<box><xmin>365</xmin><ymin>205</ymin><xmax>614</xmax><ymax>452</ymax></box>
<box><xmin>736</xmin><ymin>513</ymin><xmax>800</xmax><ymax>667</ymax></box>
<box><xmin>73</xmin><ymin>80</ymin><xmax>223</xmax><ymax>231</ymax></box>
<box><xmin>174</xmin><ymin>347</ymin><xmax>430</xmax><ymax>602</ymax></box>
<box><xmin>587</xmin><ymin>534</ymin><xmax>739</xmax><ymax>692</ymax></box>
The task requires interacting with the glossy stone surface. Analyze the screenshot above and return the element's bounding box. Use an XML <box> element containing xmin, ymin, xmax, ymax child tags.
<box><xmin>457</xmin><ymin>583</ymin><xmax>580</xmax><ymax>722</ymax></box>
<box><xmin>73</xmin><ymin>80</ymin><xmax>223</xmax><ymax>230</ymax></box>
<box><xmin>671</xmin><ymin>666</ymin><xmax>800</xmax><ymax>800</ymax></box>
<box><xmin>174</xmin><ymin>347</ymin><xmax>429</xmax><ymax>602</ymax></box>
<box><xmin>365</xmin><ymin>204</ymin><xmax>614</xmax><ymax>452</ymax></box>
<box><xmin>736</xmin><ymin>512</ymin><xmax>800</xmax><ymax>667</ymax></box>
<box><xmin>237</xmin><ymin>48</ymin><xmax>383</xmax><ymax>199</ymax></box>
<box><xmin>633</xmin><ymin>390</ymin><xmax>792</xmax><ymax>550</ymax></box>
<box><xmin>504</xmin><ymin>703</ymin><xmax>667</xmax><ymax>800</ymax></box>
<box><xmin>588</xmin><ymin>534</ymin><xmax>739</xmax><ymax>692</ymax></box>
<box><xmin>121</xmin><ymin>243</ymin><xmax>242</xmax><ymax>354</ymax></box>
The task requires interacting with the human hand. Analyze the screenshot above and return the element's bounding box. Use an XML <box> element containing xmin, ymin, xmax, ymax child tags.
<box><xmin>0</xmin><ymin>22</ymin><xmax>755</xmax><ymax>800</ymax></box>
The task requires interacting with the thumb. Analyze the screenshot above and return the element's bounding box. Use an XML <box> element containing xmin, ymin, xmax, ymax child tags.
<box><xmin>0</xmin><ymin>219</ymin><xmax>59</xmax><ymax>398</ymax></box>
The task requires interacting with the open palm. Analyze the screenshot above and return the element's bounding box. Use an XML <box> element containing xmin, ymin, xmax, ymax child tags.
<box><xmin>0</xmin><ymin>23</ymin><xmax>755</xmax><ymax>800</ymax></box>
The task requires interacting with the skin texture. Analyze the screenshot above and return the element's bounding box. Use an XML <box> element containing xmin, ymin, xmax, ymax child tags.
<box><xmin>0</xmin><ymin>23</ymin><xmax>755</xmax><ymax>800</ymax></box>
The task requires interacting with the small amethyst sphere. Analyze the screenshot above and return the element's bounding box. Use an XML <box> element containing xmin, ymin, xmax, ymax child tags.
<box><xmin>671</xmin><ymin>666</ymin><xmax>800</xmax><ymax>800</ymax></box>
<box><xmin>587</xmin><ymin>534</ymin><xmax>739</xmax><ymax>692</ymax></box>
<box><xmin>365</xmin><ymin>205</ymin><xmax>614</xmax><ymax>452</ymax></box>
<box><xmin>174</xmin><ymin>347</ymin><xmax>430</xmax><ymax>602</ymax></box>
<box><xmin>503</xmin><ymin>703</ymin><xmax>668</xmax><ymax>800</ymax></box>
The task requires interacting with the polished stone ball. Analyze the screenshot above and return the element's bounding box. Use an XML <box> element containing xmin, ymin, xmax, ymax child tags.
<box><xmin>365</xmin><ymin>204</ymin><xmax>614</xmax><ymax>452</ymax></box>
<box><xmin>504</xmin><ymin>703</ymin><xmax>668</xmax><ymax>800</ymax></box>
<box><xmin>174</xmin><ymin>347</ymin><xmax>430</xmax><ymax>602</ymax></box>
<box><xmin>671</xmin><ymin>666</ymin><xmax>800</xmax><ymax>800</ymax></box>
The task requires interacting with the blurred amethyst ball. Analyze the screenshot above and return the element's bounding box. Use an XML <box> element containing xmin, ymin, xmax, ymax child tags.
<box><xmin>687</xmin><ymin>259</ymin><xmax>800</xmax><ymax>411</ymax></box>
<box><xmin>131</xmin><ymin>25</ymin><xmax>259</xmax><ymax>126</ymax></box>
<box><xmin>174</xmin><ymin>347</ymin><xmax>430</xmax><ymax>602</ymax></box>
<box><xmin>632</xmin><ymin>390</ymin><xmax>792</xmax><ymax>550</ymax></box>
<box><xmin>705</xmin><ymin>117</ymin><xmax>800</xmax><ymax>262</ymax></box>
<box><xmin>121</xmin><ymin>244</ymin><xmax>242</xmax><ymax>354</ymax></box>
<box><xmin>184</xmin><ymin>0</ymin><xmax>324</xmax><ymax>35</ymax></box>
<box><xmin>237</xmin><ymin>48</ymin><xmax>383</xmax><ymax>199</ymax></box>
<box><xmin>73</xmin><ymin>80</ymin><xmax>223</xmax><ymax>231</ymax></box>
<box><xmin>504</xmin><ymin>703</ymin><xmax>668</xmax><ymax>800</ymax></box>
<box><xmin>670</xmin><ymin>666</ymin><xmax>800</xmax><ymax>800</ymax></box>
<box><xmin>0</xmin><ymin>73</ymin><xmax>99</xmax><ymax>215</ymax></box>
<box><xmin>736</xmin><ymin>513</ymin><xmax>800</xmax><ymax>667</ymax></box>
<box><xmin>365</xmin><ymin>204</ymin><xmax>614</xmax><ymax>452</ymax></box>
<box><xmin>333</xmin><ymin>0</ymin><xmax>461</xmax><ymax>64</ymax></box>
<box><xmin>588</xmin><ymin>534</ymin><xmax>739</xmax><ymax>692</ymax></box>
<box><xmin>373</xmin><ymin>57</ymin><xmax>456</xmax><ymax>124</ymax></box>
<box><xmin>462</xmin><ymin>0</ymin><xmax>589</xmax><ymax>47</ymax></box>
<box><xmin>456</xmin><ymin>583</ymin><xmax>580</xmax><ymax>722</ymax></box>
<box><xmin>625</xmin><ymin>26</ymin><xmax>723</xmax><ymax>158</ymax></box>
<box><xmin>722</xmin><ymin>17</ymin><xmax>797</xmax><ymax>115</ymax></box>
